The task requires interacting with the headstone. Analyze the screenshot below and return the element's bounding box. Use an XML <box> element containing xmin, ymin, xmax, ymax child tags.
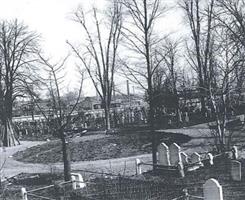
<box><xmin>71</xmin><ymin>173</ymin><xmax>86</xmax><ymax>188</ymax></box>
<box><xmin>207</xmin><ymin>153</ymin><xmax>214</xmax><ymax>166</ymax></box>
<box><xmin>203</xmin><ymin>178</ymin><xmax>223</xmax><ymax>200</ymax></box>
<box><xmin>191</xmin><ymin>152</ymin><xmax>203</xmax><ymax>166</ymax></box>
<box><xmin>122</xmin><ymin>114</ymin><xmax>125</xmax><ymax>124</ymax></box>
<box><xmin>84</xmin><ymin>123</ymin><xmax>88</xmax><ymax>129</ymax></box>
<box><xmin>231</xmin><ymin>146</ymin><xmax>238</xmax><ymax>160</ymax></box>
<box><xmin>77</xmin><ymin>174</ymin><xmax>86</xmax><ymax>188</ymax></box>
<box><xmin>178</xmin><ymin>111</ymin><xmax>182</xmax><ymax>123</ymax></box>
<box><xmin>207</xmin><ymin>108</ymin><xmax>212</xmax><ymax>118</ymax></box>
<box><xmin>158</xmin><ymin>143</ymin><xmax>170</xmax><ymax>166</ymax></box>
<box><xmin>71</xmin><ymin>175</ymin><xmax>76</xmax><ymax>190</ymax></box>
<box><xmin>140</xmin><ymin>112</ymin><xmax>143</xmax><ymax>121</ymax></box>
<box><xmin>21</xmin><ymin>187</ymin><xmax>28</xmax><ymax>200</ymax></box>
<box><xmin>205</xmin><ymin>111</ymin><xmax>208</xmax><ymax>118</ymax></box>
<box><xmin>231</xmin><ymin>160</ymin><xmax>241</xmax><ymax>181</ymax></box>
<box><xmin>239</xmin><ymin>115</ymin><xmax>245</xmax><ymax>124</ymax></box>
<box><xmin>181</xmin><ymin>152</ymin><xmax>189</xmax><ymax>165</ymax></box>
<box><xmin>135</xmin><ymin>158</ymin><xmax>142</xmax><ymax>175</ymax></box>
<box><xmin>169</xmin><ymin>143</ymin><xmax>182</xmax><ymax>166</ymax></box>
<box><xmin>185</xmin><ymin>112</ymin><xmax>189</xmax><ymax>123</ymax></box>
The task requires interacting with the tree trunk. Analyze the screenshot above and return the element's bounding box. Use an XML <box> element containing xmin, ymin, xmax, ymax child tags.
<box><xmin>61</xmin><ymin>133</ymin><xmax>71</xmax><ymax>181</ymax></box>
<box><xmin>200</xmin><ymin>96</ymin><xmax>206</xmax><ymax>116</ymax></box>
<box><xmin>2</xmin><ymin>118</ymin><xmax>19</xmax><ymax>147</ymax></box>
<box><xmin>210</xmin><ymin>94</ymin><xmax>225</xmax><ymax>153</ymax></box>
<box><xmin>104</xmin><ymin>103</ymin><xmax>111</xmax><ymax>130</ymax></box>
<box><xmin>141</xmin><ymin>0</ymin><xmax>157</xmax><ymax>172</ymax></box>
<box><xmin>2</xmin><ymin>119</ymin><xmax>9</xmax><ymax>147</ymax></box>
<box><xmin>1</xmin><ymin>97</ymin><xmax>19</xmax><ymax>147</ymax></box>
<box><xmin>150</xmin><ymin>101</ymin><xmax>157</xmax><ymax>171</ymax></box>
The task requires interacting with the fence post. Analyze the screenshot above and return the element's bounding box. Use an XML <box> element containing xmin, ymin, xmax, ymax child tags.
<box><xmin>177</xmin><ymin>162</ymin><xmax>185</xmax><ymax>178</ymax></box>
<box><xmin>71</xmin><ymin>175</ymin><xmax>76</xmax><ymax>190</ymax></box>
<box><xmin>21</xmin><ymin>187</ymin><xmax>28</xmax><ymax>200</ymax></box>
<box><xmin>118</xmin><ymin>173</ymin><xmax>122</xmax><ymax>194</ymax></box>
<box><xmin>203</xmin><ymin>178</ymin><xmax>223</xmax><ymax>200</ymax></box>
<box><xmin>135</xmin><ymin>158</ymin><xmax>142</xmax><ymax>175</ymax></box>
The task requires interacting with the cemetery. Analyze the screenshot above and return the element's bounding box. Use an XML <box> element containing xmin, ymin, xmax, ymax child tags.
<box><xmin>2</xmin><ymin>143</ymin><xmax>245</xmax><ymax>199</ymax></box>
<box><xmin>1</xmin><ymin>0</ymin><xmax>245</xmax><ymax>199</ymax></box>
<box><xmin>1</xmin><ymin>118</ymin><xmax>245</xmax><ymax>199</ymax></box>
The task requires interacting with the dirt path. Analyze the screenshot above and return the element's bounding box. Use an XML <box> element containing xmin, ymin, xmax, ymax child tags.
<box><xmin>1</xmin><ymin>139</ymin><xmax>152</xmax><ymax>179</ymax></box>
<box><xmin>1</xmin><ymin>123</ymin><xmax>230</xmax><ymax>179</ymax></box>
<box><xmin>0</xmin><ymin>141</ymin><xmax>51</xmax><ymax>178</ymax></box>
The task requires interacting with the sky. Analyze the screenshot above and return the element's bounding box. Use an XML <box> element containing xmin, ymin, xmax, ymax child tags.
<box><xmin>0</xmin><ymin>0</ymin><xmax>186</xmax><ymax>96</ymax></box>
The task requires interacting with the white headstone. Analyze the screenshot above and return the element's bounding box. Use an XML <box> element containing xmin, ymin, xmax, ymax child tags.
<box><xmin>207</xmin><ymin>108</ymin><xmax>212</xmax><ymax>118</ymax></box>
<box><xmin>207</xmin><ymin>153</ymin><xmax>214</xmax><ymax>166</ymax></box>
<box><xmin>169</xmin><ymin>143</ymin><xmax>182</xmax><ymax>166</ymax></box>
<box><xmin>178</xmin><ymin>111</ymin><xmax>182</xmax><ymax>123</ymax></box>
<box><xmin>76</xmin><ymin>174</ymin><xmax>86</xmax><ymax>188</ymax></box>
<box><xmin>181</xmin><ymin>152</ymin><xmax>189</xmax><ymax>165</ymax></box>
<box><xmin>185</xmin><ymin>112</ymin><xmax>189</xmax><ymax>123</ymax></box>
<box><xmin>232</xmin><ymin>146</ymin><xmax>238</xmax><ymax>160</ymax></box>
<box><xmin>135</xmin><ymin>158</ymin><xmax>142</xmax><ymax>175</ymax></box>
<box><xmin>21</xmin><ymin>187</ymin><xmax>28</xmax><ymax>200</ymax></box>
<box><xmin>158</xmin><ymin>143</ymin><xmax>170</xmax><ymax>166</ymax></box>
<box><xmin>240</xmin><ymin>115</ymin><xmax>245</xmax><ymax>124</ymax></box>
<box><xmin>205</xmin><ymin>112</ymin><xmax>208</xmax><ymax>118</ymax></box>
<box><xmin>71</xmin><ymin>175</ymin><xmax>77</xmax><ymax>190</ymax></box>
<box><xmin>231</xmin><ymin>160</ymin><xmax>241</xmax><ymax>181</ymax></box>
<box><xmin>203</xmin><ymin>178</ymin><xmax>223</xmax><ymax>200</ymax></box>
<box><xmin>71</xmin><ymin>173</ymin><xmax>86</xmax><ymax>188</ymax></box>
<box><xmin>84</xmin><ymin>123</ymin><xmax>88</xmax><ymax>129</ymax></box>
<box><xmin>191</xmin><ymin>152</ymin><xmax>203</xmax><ymax>166</ymax></box>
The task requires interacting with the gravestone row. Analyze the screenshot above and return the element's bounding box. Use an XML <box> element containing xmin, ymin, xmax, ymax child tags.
<box><xmin>157</xmin><ymin>142</ymin><xmax>210</xmax><ymax>167</ymax></box>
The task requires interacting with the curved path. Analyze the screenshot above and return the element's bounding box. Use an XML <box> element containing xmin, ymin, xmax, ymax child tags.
<box><xmin>1</xmin><ymin>140</ymin><xmax>152</xmax><ymax>179</ymax></box>
<box><xmin>2</xmin><ymin>122</ymin><xmax>235</xmax><ymax>179</ymax></box>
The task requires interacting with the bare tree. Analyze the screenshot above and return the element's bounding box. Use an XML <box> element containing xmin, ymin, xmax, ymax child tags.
<box><xmin>68</xmin><ymin>0</ymin><xmax>122</xmax><ymax>130</ymax></box>
<box><xmin>0</xmin><ymin>20</ymin><xmax>39</xmax><ymax>147</ymax></box>
<box><xmin>215</xmin><ymin>0</ymin><xmax>245</xmax><ymax>48</ymax></box>
<box><xmin>120</xmin><ymin>0</ymin><xmax>167</xmax><ymax>170</ymax></box>
<box><xmin>215</xmin><ymin>0</ymin><xmax>245</xmax><ymax>101</ymax></box>
<box><xmin>158</xmin><ymin>39</ymin><xmax>182</xmax><ymax>125</ymax></box>
<box><xmin>25</xmin><ymin>54</ymin><xmax>84</xmax><ymax>181</ymax></box>
<box><xmin>182</xmin><ymin>0</ymin><xmax>245</xmax><ymax>152</ymax></box>
<box><xmin>207</xmin><ymin>25</ymin><xmax>245</xmax><ymax>152</ymax></box>
<box><xmin>181</xmin><ymin>0</ymin><xmax>215</xmax><ymax>116</ymax></box>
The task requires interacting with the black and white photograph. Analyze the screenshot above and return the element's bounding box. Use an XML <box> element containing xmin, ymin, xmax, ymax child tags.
<box><xmin>0</xmin><ymin>0</ymin><xmax>245</xmax><ymax>199</ymax></box>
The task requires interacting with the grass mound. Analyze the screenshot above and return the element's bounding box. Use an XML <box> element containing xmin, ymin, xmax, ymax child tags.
<box><xmin>13</xmin><ymin>131</ymin><xmax>190</xmax><ymax>164</ymax></box>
